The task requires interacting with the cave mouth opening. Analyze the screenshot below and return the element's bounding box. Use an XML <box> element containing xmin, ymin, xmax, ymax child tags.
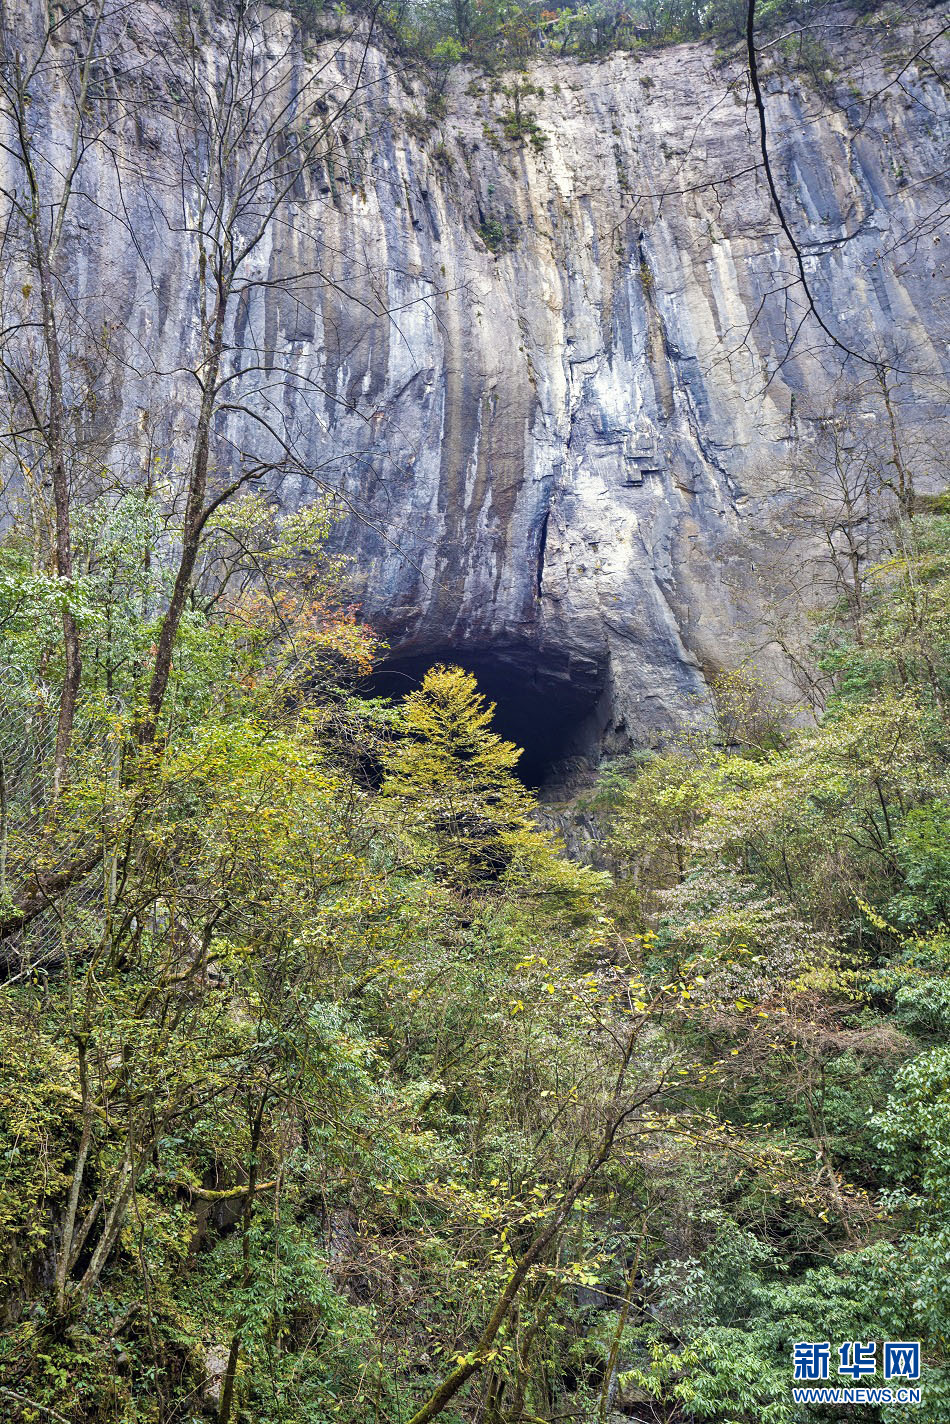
<box><xmin>365</xmin><ymin>644</ymin><xmax>606</xmax><ymax>790</ymax></box>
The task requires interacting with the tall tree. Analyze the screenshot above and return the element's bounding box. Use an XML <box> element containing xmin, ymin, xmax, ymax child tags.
<box><xmin>0</xmin><ymin>0</ymin><xmax>385</xmax><ymax>939</ymax></box>
<box><xmin>0</xmin><ymin>0</ymin><xmax>114</xmax><ymax>796</ymax></box>
<box><xmin>137</xmin><ymin>0</ymin><xmax>379</xmax><ymax>743</ymax></box>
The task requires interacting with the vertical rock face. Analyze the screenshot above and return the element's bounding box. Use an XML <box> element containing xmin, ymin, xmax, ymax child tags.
<box><xmin>300</xmin><ymin>23</ymin><xmax>949</xmax><ymax>768</ymax></box>
<box><xmin>6</xmin><ymin>4</ymin><xmax>949</xmax><ymax>774</ymax></box>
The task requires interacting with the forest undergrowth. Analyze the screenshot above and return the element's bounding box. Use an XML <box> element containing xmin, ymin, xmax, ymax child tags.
<box><xmin>2</xmin><ymin>479</ymin><xmax>950</xmax><ymax>1423</ymax></box>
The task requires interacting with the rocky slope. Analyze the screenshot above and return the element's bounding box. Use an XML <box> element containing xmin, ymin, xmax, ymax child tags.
<box><xmin>8</xmin><ymin>3</ymin><xmax>950</xmax><ymax>779</ymax></box>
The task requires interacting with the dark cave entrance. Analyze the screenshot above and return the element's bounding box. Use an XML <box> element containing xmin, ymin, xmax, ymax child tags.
<box><xmin>366</xmin><ymin>644</ymin><xmax>606</xmax><ymax>789</ymax></box>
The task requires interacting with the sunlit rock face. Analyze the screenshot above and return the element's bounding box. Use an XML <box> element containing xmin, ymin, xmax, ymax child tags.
<box><xmin>306</xmin><ymin>22</ymin><xmax>948</xmax><ymax>769</ymax></box>
<box><xmin>13</xmin><ymin>5</ymin><xmax>949</xmax><ymax>774</ymax></box>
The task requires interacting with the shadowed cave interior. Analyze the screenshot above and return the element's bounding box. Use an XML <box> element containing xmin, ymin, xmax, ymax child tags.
<box><xmin>366</xmin><ymin>645</ymin><xmax>606</xmax><ymax>788</ymax></box>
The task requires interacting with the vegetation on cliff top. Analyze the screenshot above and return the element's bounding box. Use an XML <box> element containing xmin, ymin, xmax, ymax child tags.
<box><xmin>308</xmin><ymin>0</ymin><xmax>916</xmax><ymax>71</ymax></box>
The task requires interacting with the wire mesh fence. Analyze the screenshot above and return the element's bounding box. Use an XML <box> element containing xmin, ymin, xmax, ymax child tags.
<box><xmin>1</xmin><ymin>680</ymin><xmax>110</xmax><ymax>976</ymax></box>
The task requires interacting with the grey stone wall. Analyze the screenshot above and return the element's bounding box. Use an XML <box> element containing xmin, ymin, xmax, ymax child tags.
<box><xmin>4</xmin><ymin>2</ymin><xmax>948</xmax><ymax>759</ymax></box>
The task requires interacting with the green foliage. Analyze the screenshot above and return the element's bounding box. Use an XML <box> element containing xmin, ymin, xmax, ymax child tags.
<box><xmin>0</xmin><ymin>500</ymin><xmax>616</xmax><ymax>1424</ymax></box>
<box><xmin>477</xmin><ymin>216</ymin><xmax>512</xmax><ymax>253</ymax></box>
<box><xmin>382</xmin><ymin>666</ymin><xmax>526</xmax><ymax>879</ymax></box>
<box><xmin>376</xmin><ymin>0</ymin><xmax>861</xmax><ymax>70</ymax></box>
<box><xmin>576</xmin><ymin>509</ymin><xmax>950</xmax><ymax>1419</ymax></box>
<box><xmin>890</xmin><ymin>801</ymin><xmax>950</xmax><ymax>928</ymax></box>
<box><xmin>3</xmin><ymin>436</ymin><xmax>950</xmax><ymax>1421</ymax></box>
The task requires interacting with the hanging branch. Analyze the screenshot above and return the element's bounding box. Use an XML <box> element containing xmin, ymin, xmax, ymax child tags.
<box><xmin>746</xmin><ymin>0</ymin><xmax>887</xmax><ymax>374</ymax></box>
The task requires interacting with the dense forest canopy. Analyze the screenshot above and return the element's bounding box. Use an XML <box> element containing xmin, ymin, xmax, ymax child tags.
<box><xmin>3</xmin><ymin>425</ymin><xmax>950</xmax><ymax>1423</ymax></box>
<box><xmin>0</xmin><ymin>0</ymin><xmax>948</xmax><ymax>1420</ymax></box>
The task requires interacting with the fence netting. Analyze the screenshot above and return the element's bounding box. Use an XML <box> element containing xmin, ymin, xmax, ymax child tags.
<box><xmin>1</xmin><ymin>684</ymin><xmax>111</xmax><ymax>977</ymax></box>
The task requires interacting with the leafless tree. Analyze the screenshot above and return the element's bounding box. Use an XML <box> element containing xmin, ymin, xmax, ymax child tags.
<box><xmin>0</xmin><ymin>0</ymin><xmax>124</xmax><ymax>796</ymax></box>
<box><xmin>133</xmin><ymin>0</ymin><xmax>388</xmax><ymax>742</ymax></box>
<box><xmin>0</xmin><ymin>0</ymin><xmax>402</xmax><ymax>936</ymax></box>
<box><xmin>748</xmin><ymin>370</ymin><xmax>943</xmax><ymax>710</ymax></box>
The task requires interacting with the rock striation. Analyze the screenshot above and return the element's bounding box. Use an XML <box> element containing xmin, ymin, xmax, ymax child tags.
<box><xmin>6</xmin><ymin>3</ymin><xmax>949</xmax><ymax>779</ymax></box>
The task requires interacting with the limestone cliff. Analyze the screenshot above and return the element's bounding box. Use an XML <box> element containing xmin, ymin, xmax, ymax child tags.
<box><xmin>7</xmin><ymin>3</ymin><xmax>949</xmax><ymax>778</ymax></box>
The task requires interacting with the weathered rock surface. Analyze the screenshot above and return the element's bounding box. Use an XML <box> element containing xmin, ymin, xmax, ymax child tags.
<box><xmin>7</xmin><ymin>4</ymin><xmax>949</xmax><ymax>778</ymax></box>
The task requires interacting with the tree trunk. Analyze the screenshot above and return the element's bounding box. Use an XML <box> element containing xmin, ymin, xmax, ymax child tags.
<box><xmin>217</xmin><ymin>1096</ymin><xmax>267</xmax><ymax>1424</ymax></box>
<box><xmin>141</xmin><ymin>289</ymin><xmax>227</xmax><ymax>743</ymax></box>
<box><xmin>16</xmin><ymin>102</ymin><xmax>82</xmax><ymax>798</ymax></box>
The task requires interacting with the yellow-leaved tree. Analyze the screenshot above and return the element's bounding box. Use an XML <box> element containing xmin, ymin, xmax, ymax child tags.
<box><xmin>381</xmin><ymin>664</ymin><xmax>602</xmax><ymax>900</ymax></box>
<box><xmin>381</xmin><ymin>665</ymin><xmax>535</xmax><ymax>881</ymax></box>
